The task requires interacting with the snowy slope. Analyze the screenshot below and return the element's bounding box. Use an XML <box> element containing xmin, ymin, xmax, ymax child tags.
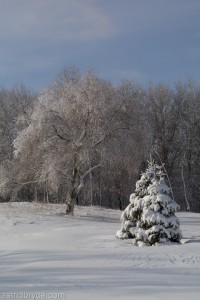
<box><xmin>0</xmin><ymin>202</ymin><xmax>200</xmax><ymax>300</ymax></box>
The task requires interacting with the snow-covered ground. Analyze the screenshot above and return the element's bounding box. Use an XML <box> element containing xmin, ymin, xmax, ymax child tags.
<box><xmin>0</xmin><ymin>202</ymin><xmax>200</xmax><ymax>300</ymax></box>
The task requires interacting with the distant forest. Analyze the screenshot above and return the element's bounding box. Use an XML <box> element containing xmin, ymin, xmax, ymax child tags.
<box><xmin>0</xmin><ymin>67</ymin><xmax>200</xmax><ymax>212</ymax></box>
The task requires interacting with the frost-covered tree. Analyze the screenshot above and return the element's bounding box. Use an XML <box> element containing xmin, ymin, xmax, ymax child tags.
<box><xmin>10</xmin><ymin>68</ymin><xmax>132</xmax><ymax>214</ymax></box>
<box><xmin>116</xmin><ymin>161</ymin><xmax>182</xmax><ymax>246</ymax></box>
<box><xmin>0</xmin><ymin>86</ymin><xmax>36</xmax><ymax>201</ymax></box>
<box><xmin>0</xmin><ymin>85</ymin><xmax>35</xmax><ymax>163</ymax></box>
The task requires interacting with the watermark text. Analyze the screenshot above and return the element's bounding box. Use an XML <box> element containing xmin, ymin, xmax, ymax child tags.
<box><xmin>0</xmin><ymin>292</ymin><xmax>64</xmax><ymax>300</ymax></box>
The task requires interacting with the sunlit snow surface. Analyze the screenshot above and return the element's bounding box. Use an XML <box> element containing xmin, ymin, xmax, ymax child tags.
<box><xmin>0</xmin><ymin>202</ymin><xmax>200</xmax><ymax>300</ymax></box>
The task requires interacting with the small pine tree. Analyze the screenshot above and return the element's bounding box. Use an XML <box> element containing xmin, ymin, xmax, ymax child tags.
<box><xmin>116</xmin><ymin>161</ymin><xmax>182</xmax><ymax>246</ymax></box>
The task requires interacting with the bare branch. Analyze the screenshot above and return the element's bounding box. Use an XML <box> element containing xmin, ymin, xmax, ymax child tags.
<box><xmin>51</xmin><ymin>124</ymin><xmax>71</xmax><ymax>142</ymax></box>
<box><xmin>77</xmin><ymin>163</ymin><xmax>102</xmax><ymax>195</ymax></box>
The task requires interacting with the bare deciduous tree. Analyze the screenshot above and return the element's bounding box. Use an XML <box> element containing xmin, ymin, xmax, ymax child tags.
<box><xmin>12</xmin><ymin>68</ymin><xmax>129</xmax><ymax>214</ymax></box>
<box><xmin>0</xmin><ymin>86</ymin><xmax>36</xmax><ymax>201</ymax></box>
<box><xmin>1</xmin><ymin>70</ymin><xmax>200</xmax><ymax>213</ymax></box>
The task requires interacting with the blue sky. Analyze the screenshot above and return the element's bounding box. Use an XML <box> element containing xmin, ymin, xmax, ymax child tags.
<box><xmin>0</xmin><ymin>0</ymin><xmax>200</xmax><ymax>91</ymax></box>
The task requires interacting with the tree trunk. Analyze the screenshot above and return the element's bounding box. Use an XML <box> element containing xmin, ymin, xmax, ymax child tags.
<box><xmin>65</xmin><ymin>163</ymin><xmax>102</xmax><ymax>215</ymax></box>
<box><xmin>66</xmin><ymin>187</ymin><xmax>78</xmax><ymax>215</ymax></box>
<box><xmin>181</xmin><ymin>165</ymin><xmax>190</xmax><ymax>211</ymax></box>
<box><xmin>66</xmin><ymin>167</ymin><xmax>78</xmax><ymax>215</ymax></box>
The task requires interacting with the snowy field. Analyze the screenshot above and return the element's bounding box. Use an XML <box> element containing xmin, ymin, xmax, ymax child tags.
<box><xmin>0</xmin><ymin>202</ymin><xmax>200</xmax><ymax>300</ymax></box>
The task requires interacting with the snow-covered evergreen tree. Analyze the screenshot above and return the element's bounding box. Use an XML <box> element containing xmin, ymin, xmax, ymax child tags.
<box><xmin>116</xmin><ymin>161</ymin><xmax>182</xmax><ymax>246</ymax></box>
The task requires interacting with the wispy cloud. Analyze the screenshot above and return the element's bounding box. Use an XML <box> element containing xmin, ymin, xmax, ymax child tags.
<box><xmin>117</xmin><ymin>69</ymin><xmax>148</xmax><ymax>82</ymax></box>
<box><xmin>0</xmin><ymin>0</ymin><xmax>117</xmax><ymax>41</ymax></box>
<box><xmin>101</xmin><ymin>68</ymin><xmax>148</xmax><ymax>84</ymax></box>
<box><xmin>0</xmin><ymin>0</ymin><xmax>200</xmax><ymax>90</ymax></box>
<box><xmin>189</xmin><ymin>48</ymin><xmax>200</xmax><ymax>58</ymax></box>
<box><xmin>105</xmin><ymin>0</ymin><xmax>200</xmax><ymax>36</ymax></box>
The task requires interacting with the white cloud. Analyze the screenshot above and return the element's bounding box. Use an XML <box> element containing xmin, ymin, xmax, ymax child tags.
<box><xmin>189</xmin><ymin>48</ymin><xmax>200</xmax><ymax>58</ymax></box>
<box><xmin>101</xmin><ymin>68</ymin><xmax>148</xmax><ymax>84</ymax></box>
<box><xmin>117</xmin><ymin>69</ymin><xmax>148</xmax><ymax>82</ymax></box>
<box><xmin>106</xmin><ymin>0</ymin><xmax>200</xmax><ymax>37</ymax></box>
<box><xmin>0</xmin><ymin>0</ymin><xmax>117</xmax><ymax>41</ymax></box>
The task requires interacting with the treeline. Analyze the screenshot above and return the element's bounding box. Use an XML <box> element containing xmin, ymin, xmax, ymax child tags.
<box><xmin>0</xmin><ymin>67</ymin><xmax>200</xmax><ymax>212</ymax></box>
